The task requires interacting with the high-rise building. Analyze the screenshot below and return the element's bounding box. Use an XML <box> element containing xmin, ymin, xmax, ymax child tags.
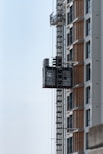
<box><xmin>43</xmin><ymin>0</ymin><xmax>103</xmax><ymax>154</ymax></box>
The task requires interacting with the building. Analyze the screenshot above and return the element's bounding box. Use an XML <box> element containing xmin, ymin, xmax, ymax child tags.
<box><xmin>43</xmin><ymin>0</ymin><xmax>103</xmax><ymax>154</ymax></box>
<box><xmin>88</xmin><ymin>124</ymin><xmax>103</xmax><ymax>154</ymax></box>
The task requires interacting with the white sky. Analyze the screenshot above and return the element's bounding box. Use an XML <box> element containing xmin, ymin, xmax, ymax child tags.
<box><xmin>0</xmin><ymin>0</ymin><xmax>56</xmax><ymax>154</ymax></box>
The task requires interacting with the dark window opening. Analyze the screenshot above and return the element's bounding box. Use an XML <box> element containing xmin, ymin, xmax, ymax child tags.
<box><xmin>86</xmin><ymin>0</ymin><xmax>90</xmax><ymax>14</ymax></box>
<box><xmin>86</xmin><ymin>41</ymin><xmax>90</xmax><ymax>59</ymax></box>
<box><xmin>67</xmin><ymin>28</ymin><xmax>73</xmax><ymax>46</ymax></box>
<box><xmin>86</xmin><ymin>133</ymin><xmax>89</xmax><ymax>149</ymax></box>
<box><xmin>67</xmin><ymin>93</ymin><xmax>73</xmax><ymax>111</ymax></box>
<box><xmin>67</xmin><ymin>6</ymin><xmax>73</xmax><ymax>25</ymax></box>
<box><xmin>67</xmin><ymin>137</ymin><xmax>73</xmax><ymax>154</ymax></box>
<box><xmin>86</xmin><ymin>86</ymin><xmax>90</xmax><ymax>104</ymax></box>
<box><xmin>86</xmin><ymin>109</ymin><xmax>90</xmax><ymax>127</ymax></box>
<box><xmin>67</xmin><ymin>115</ymin><xmax>73</xmax><ymax>132</ymax></box>
<box><xmin>86</xmin><ymin>18</ymin><xmax>90</xmax><ymax>36</ymax></box>
<box><xmin>86</xmin><ymin>63</ymin><xmax>90</xmax><ymax>81</ymax></box>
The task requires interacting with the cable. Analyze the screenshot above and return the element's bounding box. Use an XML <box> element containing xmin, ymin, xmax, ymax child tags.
<box><xmin>51</xmin><ymin>1</ymin><xmax>56</xmax><ymax>154</ymax></box>
<box><xmin>54</xmin><ymin>89</ymin><xmax>56</xmax><ymax>154</ymax></box>
<box><xmin>51</xmin><ymin>88</ymin><xmax>53</xmax><ymax>154</ymax></box>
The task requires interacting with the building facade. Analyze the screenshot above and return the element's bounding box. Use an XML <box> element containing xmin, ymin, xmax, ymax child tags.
<box><xmin>88</xmin><ymin>124</ymin><xmax>103</xmax><ymax>154</ymax></box>
<box><xmin>43</xmin><ymin>0</ymin><xmax>103</xmax><ymax>154</ymax></box>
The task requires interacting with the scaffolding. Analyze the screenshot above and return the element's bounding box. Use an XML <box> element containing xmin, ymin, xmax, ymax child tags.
<box><xmin>43</xmin><ymin>0</ymin><xmax>85</xmax><ymax>154</ymax></box>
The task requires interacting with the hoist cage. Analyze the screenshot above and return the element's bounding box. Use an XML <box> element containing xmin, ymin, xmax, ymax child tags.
<box><xmin>42</xmin><ymin>58</ymin><xmax>72</xmax><ymax>88</ymax></box>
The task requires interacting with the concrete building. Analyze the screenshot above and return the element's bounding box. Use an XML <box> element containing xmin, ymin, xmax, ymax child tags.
<box><xmin>43</xmin><ymin>0</ymin><xmax>103</xmax><ymax>154</ymax></box>
<box><xmin>88</xmin><ymin>124</ymin><xmax>103</xmax><ymax>154</ymax></box>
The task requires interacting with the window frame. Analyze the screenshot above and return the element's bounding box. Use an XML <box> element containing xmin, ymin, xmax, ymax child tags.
<box><xmin>69</xmin><ymin>28</ymin><xmax>73</xmax><ymax>44</ymax></box>
<box><xmin>67</xmin><ymin>28</ymin><xmax>73</xmax><ymax>46</ymax></box>
<box><xmin>67</xmin><ymin>137</ymin><xmax>73</xmax><ymax>154</ymax></box>
<box><xmin>86</xmin><ymin>0</ymin><xmax>90</xmax><ymax>14</ymax></box>
<box><xmin>86</xmin><ymin>132</ymin><xmax>89</xmax><ymax>149</ymax></box>
<box><xmin>67</xmin><ymin>0</ymin><xmax>72</xmax><ymax>3</ymax></box>
<box><xmin>86</xmin><ymin>63</ymin><xmax>90</xmax><ymax>81</ymax></box>
<box><xmin>86</xmin><ymin>41</ymin><xmax>90</xmax><ymax>59</ymax></box>
<box><xmin>86</xmin><ymin>86</ymin><xmax>90</xmax><ymax>104</ymax></box>
<box><xmin>86</xmin><ymin>109</ymin><xmax>90</xmax><ymax>127</ymax></box>
<box><xmin>67</xmin><ymin>93</ymin><xmax>73</xmax><ymax>111</ymax></box>
<box><xmin>67</xmin><ymin>115</ymin><xmax>73</xmax><ymax>132</ymax></box>
<box><xmin>67</xmin><ymin>49</ymin><xmax>73</xmax><ymax>62</ymax></box>
<box><xmin>67</xmin><ymin>6</ymin><xmax>73</xmax><ymax>25</ymax></box>
<box><xmin>86</xmin><ymin>18</ymin><xmax>90</xmax><ymax>36</ymax></box>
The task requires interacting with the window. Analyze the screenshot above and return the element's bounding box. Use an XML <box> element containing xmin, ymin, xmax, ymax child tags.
<box><xmin>86</xmin><ymin>0</ymin><xmax>90</xmax><ymax>14</ymax></box>
<box><xmin>86</xmin><ymin>64</ymin><xmax>90</xmax><ymax>81</ymax></box>
<box><xmin>67</xmin><ymin>49</ymin><xmax>73</xmax><ymax>61</ymax></box>
<box><xmin>67</xmin><ymin>115</ymin><xmax>73</xmax><ymax>132</ymax></box>
<box><xmin>67</xmin><ymin>93</ymin><xmax>73</xmax><ymax>111</ymax></box>
<box><xmin>67</xmin><ymin>28</ymin><xmax>73</xmax><ymax>46</ymax></box>
<box><xmin>69</xmin><ymin>49</ymin><xmax>73</xmax><ymax>60</ymax></box>
<box><xmin>67</xmin><ymin>137</ymin><xmax>73</xmax><ymax>154</ymax></box>
<box><xmin>86</xmin><ymin>109</ymin><xmax>90</xmax><ymax>127</ymax></box>
<box><xmin>70</xmin><ymin>28</ymin><xmax>73</xmax><ymax>44</ymax></box>
<box><xmin>86</xmin><ymin>133</ymin><xmax>89</xmax><ymax>149</ymax></box>
<box><xmin>86</xmin><ymin>41</ymin><xmax>90</xmax><ymax>59</ymax></box>
<box><xmin>86</xmin><ymin>86</ymin><xmax>90</xmax><ymax>104</ymax></box>
<box><xmin>56</xmin><ymin>56</ymin><xmax>62</xmax><ymax>66</ymax></box>
<box><xmin>67</xmin><ymin>54</ymin><xmax>69</xmax><ymax>61</ymax></box>
<box><xmin>86</xmin><ymin>18</ymin><xmax>90</xmax><ymax>36</ymax></box>
<box><xmin>67</xmin><ymin>6</ymin><xmax>73</xmax><ymax>25</ymax></box>
<box><xmin>67</xmin><ymin>0</ymin><xmax>72</xmax><ymax>3</ymax></box>
<box><xmin>67</xmin><ymin>33</ymin><xmax>69</xmax><ymax>46</ymax></box>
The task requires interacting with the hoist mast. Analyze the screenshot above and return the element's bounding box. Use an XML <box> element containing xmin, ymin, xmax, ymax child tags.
<box><xmin>42</xmin><ymin>1</ymin><xmax>67</xmax><ymax>154</ymax></box>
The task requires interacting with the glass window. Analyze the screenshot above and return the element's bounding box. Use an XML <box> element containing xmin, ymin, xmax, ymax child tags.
<box><xmin>67</xmin><ymin>54</ymin><xmax>69</xmax><ymax>62</ymax></box>
<box><xmin>69</xmin><ymin>49</ymin><xmax>73</xmax><ymax>60</ymax></box>
<box><xmin>67</xmin><ymin>33</ymin><xmax>69</xmax><ymax>46</ymax></box>
<box><xmin>67</xmin><ymin>49</ymin><xmax>73</xmax><ymax>61</ymax></box>
<box><xmin>67</xmin><ymin>93</ymin><xmax>73</xmax><ymax>111</ymax></box>
<box><xmin>67</xmin><ymin>6</ymin><xmax>73</xmax><ymax>25</ymax></box>
<box><xmin>67</xmin><ymin>12</ymin><xmax>69</xmax><ymax>25</ymax></box>
<box><xmin>86</xmin><ymin>109</ymin><xmax>90</xmax><ymax>127</ymax></box>
<box><xmin>86</xmin><ymin>63</ymin><xmax>90</xmax><ymax>81</ymax></box>
<box><xmin>67</xmin><ymin>115</ymin><xmax>73</xmax><ymax>132</ymax></box>
<box><xmin>86</xmin><ymin>41</ymin><xmax>90</xmax><ymax>59</ymax></box>
<box><xmin>86</xmin><ymin>86</ymin><xmax>90</xmax><ymax>104</ymax></box>
<box><xmin>67</xmin><ymin>28</ymin><xmax>73</xmax><ymax>46</ymax></box>
<box><xmin>86</xmin><ymin>133</ymin><xmax>89</xmax><ymax>149</ymax></box>
<box><xmin>86</xmin><ymin>0</ymin><xmax>90</xmax><ymax>14</ymax></box>
<box><xmin>86</xmin><ymin>18</ymin><xmax>90</xmax><ymax>36</ymax></box>
<box><xmin>70</xmin><ymin>28</ymin><xmax>73</xmax><ymax>44</ymax></box>
<box><xmin>67</xmin><ymin>137</ymin><xmax>73</xmax><ymax>154</ymax></box>
<box><xmin>67</xmin><ymin>0</ymin><xmax>72</xmax><ymax>3</ymax></box>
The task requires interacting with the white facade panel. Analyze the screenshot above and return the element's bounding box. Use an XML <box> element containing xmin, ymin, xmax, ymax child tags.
<box><xmin>91</xmin><ymin>0</ymin><xmax>101</xmax><ymax>126</ymax></box>
<box><xmin>100</xmin><ymin>0</ymin><xmax>103</xmax><ymax>124</ymax></box>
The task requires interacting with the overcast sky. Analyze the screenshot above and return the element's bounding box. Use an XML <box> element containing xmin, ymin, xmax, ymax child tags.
<box><xmin>0</xmin><ymin>0</ymin><xmax>56</xmax><ymax>154</ymax></box>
